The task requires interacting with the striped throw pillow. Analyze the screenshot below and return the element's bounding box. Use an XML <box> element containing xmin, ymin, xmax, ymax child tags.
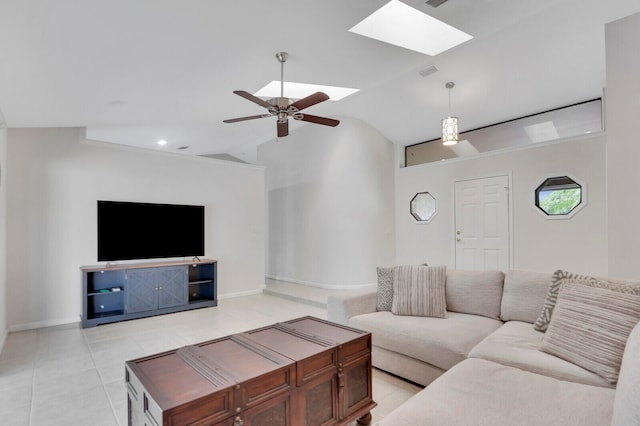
<box><xmin>391</xmin><ymin>265</ymin><xmax>447</xmax><ymax>318</ymax></box>
<box><xmin>534</xmin><ymin>269</ymin><xmax>640</xmax><ymax>332</ymax></box>
<box><xmin>540</xmin><ymin>282</ymin><xmax>640</xmax><ymax>383</ymax></box>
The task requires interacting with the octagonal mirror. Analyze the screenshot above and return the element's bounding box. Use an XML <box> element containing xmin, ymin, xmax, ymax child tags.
<box><xmin>410</xmin><ymin>192</ymin><xmax>437</xmax><ymax>223</ymax></box>
<box><xmin>535</xmin><ymin>176</ymin><xmax>584</xmax><ymax>218</ymax></box>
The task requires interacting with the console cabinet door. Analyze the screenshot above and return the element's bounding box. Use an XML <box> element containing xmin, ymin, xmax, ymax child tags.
<box><xmin>125</xmin><ymin>269</ymin><xmax>158</xmax><ymax>313</ymax></box>
<box><xmin>157</xmin><ymin>266</ymin><xmax>188</xmax><ymax>309</ymax></box>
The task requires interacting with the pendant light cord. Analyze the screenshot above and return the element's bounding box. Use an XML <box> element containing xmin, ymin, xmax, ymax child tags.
<box><xmin>445</xmin><ymin>81</ymin><xmax>455</xmax><ymax>116</ymax></box>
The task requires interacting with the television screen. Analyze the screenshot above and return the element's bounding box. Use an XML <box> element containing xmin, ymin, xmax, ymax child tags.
<box><xmin>97</xmin><ymin>200</ymin><xmax>205</xmax><ymax>262</ymax></box>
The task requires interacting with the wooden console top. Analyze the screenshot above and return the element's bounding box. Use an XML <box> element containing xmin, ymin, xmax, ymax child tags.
<box><xmin>80</xmin><ymin>258</ymin><xmax>217</xmax><ymax>272</ymax></box>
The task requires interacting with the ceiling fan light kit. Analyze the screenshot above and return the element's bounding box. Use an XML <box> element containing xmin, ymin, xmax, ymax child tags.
<box><xmin>223</xmin><ymin>52</ymin><xmax>340</xmax><ymax>138</ymax></box>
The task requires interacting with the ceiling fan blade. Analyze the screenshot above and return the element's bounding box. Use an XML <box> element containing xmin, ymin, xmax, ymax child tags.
<box><xmin>277</xmin><ymin>120</ymin><xmax>289</xmax><ymax>137</ymax></box>
<box><xmin>223</xmin><ymin>114</ymin><xmax>272</xmax><ymax>123</ymax></box>
<box><xmin>297</xmin><ymin>114</ymin><xmax>340</xmax><ymax>127</ymax></box>
<box><xmin>290</xmin><ymin>92</ymin><xmax>330</xmax><ymax>111</ymax></box>
<box><xmin>233</xmin><ymin>90</ymin><xmax>273</xmax><ymax>109</ymax></box>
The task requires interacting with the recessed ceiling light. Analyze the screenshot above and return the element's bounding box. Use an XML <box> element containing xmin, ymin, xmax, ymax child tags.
<box><xmin>349</xmin><ymin>0</ymin><xmax>473</xmax><ymax>56</ymax></box>
<box><xmin>157</xmin><ymin>139</ymin><xmax>168</xmax><ymax>146</ymax></box>
<box><xmin>254</xmin><ymin>81</ymin><xmax>359</xmax><ymax>101</ymax></box>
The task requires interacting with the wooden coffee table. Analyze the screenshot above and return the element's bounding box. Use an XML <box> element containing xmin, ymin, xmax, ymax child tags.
<box><xmin>126</xmin><ymin>316</ymin><xmax>376</xmax><ymax>425</ymax></box>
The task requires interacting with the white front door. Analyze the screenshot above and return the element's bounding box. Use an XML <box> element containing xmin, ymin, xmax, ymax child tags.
<box><xmin>455</xmin><ymin>175</ymin><xmax>510</xmax><ymax>270</ymax></box>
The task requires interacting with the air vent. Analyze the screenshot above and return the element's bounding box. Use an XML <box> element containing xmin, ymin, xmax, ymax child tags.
<box><xmin>419</xmin><ymin>65</ymin><xmax>439</xmax><ymax>77</ymax></box>
<box><xmin>426</xmin><ymin>0</ymin><xmax>448</xmax><ymax>7</ymax></box>
<box><xmin>177</xmin><ymin>146</ymin><xmax>190</xmax><ymax>150</ymax></box>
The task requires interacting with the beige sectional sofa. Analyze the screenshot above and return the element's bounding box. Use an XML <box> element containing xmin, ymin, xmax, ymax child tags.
<box><xmin>327</xmin><ymin>269</ymin><xmax>640</xmax><ymax>425</ymax></box>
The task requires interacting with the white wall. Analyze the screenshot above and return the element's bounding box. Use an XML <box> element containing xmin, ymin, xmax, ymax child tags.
<box><xmin>6</xmin><ymin>128</ymin><xmax>265</xmax><ymax>331</ymax></box>
<box><xmin>396</xmin><ymin>135</ymin><xmax>608</xmax><ymax>276</ymax></box>
<box><xmin>258</xmin><ymin>118</ymin><xmax>395</xmax><ymax>288</ymax></box>
<box><xmin>606</xmin><ymin>12</ymin><xmax>640</xmax><ymax>278</ymax></box>
<box><xmin>0</xmin><ymin>114</ymin><xmax>7</xmax><ymax>350</ymax></box>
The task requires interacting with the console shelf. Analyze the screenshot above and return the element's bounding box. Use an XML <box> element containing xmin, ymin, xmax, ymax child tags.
<box><xmin>87</xmin><ymin>287</ymin><xmax>123</xmax><ymax>296</ymax></box>
<box><xmin>188</xmin><ymin>279</ymin><xmax>213</xmax><ymax>285</ymax></box>
<box><xmin>81</xmin><ymin>259</ymin><xmax>217</xmax><ymax>328</ymax></box>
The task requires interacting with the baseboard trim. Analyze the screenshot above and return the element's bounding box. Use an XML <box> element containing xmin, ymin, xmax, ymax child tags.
<box><xmin>262</xmin><ymin>288</ymin><xmax>327</xmax><ymax>308</ymax></box>
<box><xmin>7</xmin><ymin>316</ymin><xmax>80</xmax><ymax>333</ymax></box>
<box><xmin>5</xmin><ymin>289</ymin><xmax>291</xmax><ymax>332</ymax></box>
<box><xmin>0</xmin><ymin>328</ymin><xmax>7</xmax><ymax>356</ymax></box>
<box><xmin>266</xmin><ymin>275</ymin><xmax>375</xmax><ymax>291</ymax></box>
<box><xmin>6</xmin><ymin>291</ymin><xmax>266</xmax><ymax>331</ymax></box>
<box><xmin>218</xmin><ymin>289</ymin><xmax>262</xmax><ymax>300</ymax></box>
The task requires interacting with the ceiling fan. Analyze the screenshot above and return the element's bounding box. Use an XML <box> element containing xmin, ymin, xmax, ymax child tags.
<box><xmin>223</xmin><ymin>52</ymin><xmax>340</xmax><ymax>137</ymax></box>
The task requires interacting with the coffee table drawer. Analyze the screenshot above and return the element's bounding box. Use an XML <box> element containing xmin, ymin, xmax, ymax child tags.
<box><xmin>240</xmin><ymin>365</ymin><xmax>295</xmax><ymax>409</ymax></box>
<box><xmin>340</xmin><ymin>335</ymin><xmax>371</xmax><ymax>363</ymax></box>
<box><xmin>296</xmin><ymin>348</ymin><xmax>337</xmax><ymax>385</ymax></box>
<box><xmin>168</xmin><ymin>391</ymin><xmax>235</xmax><ymax>426</ymax></box>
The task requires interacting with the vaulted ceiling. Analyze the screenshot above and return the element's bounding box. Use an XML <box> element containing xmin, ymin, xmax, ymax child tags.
<box><xmin>1</xmin><ymin>0</ymin><xmax>639</xmax><ymax>163</ymax></box>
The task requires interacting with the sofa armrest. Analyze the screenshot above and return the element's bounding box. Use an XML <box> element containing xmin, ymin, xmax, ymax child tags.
<box><xmin>327</xmin><ymin>289</ymin><xmax>377</xmax><ymax>325</ymax></box>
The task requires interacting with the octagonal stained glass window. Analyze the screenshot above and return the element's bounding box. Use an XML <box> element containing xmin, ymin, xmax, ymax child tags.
<box><xmin>535</xmin><ymin>176</ymin><xmax>583</xmax><ymax>217</ymax></box>
<box><xmin>410</xmin><ymin>192</ymin><xmax>437</xmax><ymax>223</ymax></box>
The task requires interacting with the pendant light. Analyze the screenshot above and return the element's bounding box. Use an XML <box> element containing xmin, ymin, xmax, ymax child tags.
<box><xmin>442</xmin><ymin>82</ymin><xmax>458</xmax><ymax>146</ymax></box>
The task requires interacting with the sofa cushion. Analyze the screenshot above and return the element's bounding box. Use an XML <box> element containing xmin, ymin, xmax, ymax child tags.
<box><xmin>468</xmin><ymin>321</ymin><xmax>612</xmax><ymax>388</ymax></box>
<box><xmin>534</xmin><ymin>269</ymin><xmax>640</xmax><ymax>332</ymax></box>
<box><xmin>540</xmin><ymin>283</ymin><xmax>640</xmax><ymax>384</ymax></box>
<box><xmin>378</xmin><ymin>358</ymin><xmax>616</xmax><ymax>426</ymax></box>
<box><xmin>500</xmin><ymin>269</ymin><xmax>551</xmax><ymax>323</ymax></box>
<box><xmin>391</xmin><ymin>265</ymin><xmax>447</xmax><ymax>318</ymax></box>
<box><xmin>446</xmin><ymin>269</ymin><xmax>504</xmax><ymax>320</ymax></box>
<box><xmin>376</xmin><ymin>267</ymin><xmax>394</xmax><ymax>311</ymax></box>
<box><xmin>349</xmin><ymin>311</ymin><xmax>502</xmax><ymax>371</ymax></box>
<box><xmin>612</xmin><ymin>321</ymin><xmax>640</xmax><ymax>425</ymax></box>
<box><xmin>372</xmin><ymin>346</ymin><xmax>446</xmax><ymax>387</ymax></box>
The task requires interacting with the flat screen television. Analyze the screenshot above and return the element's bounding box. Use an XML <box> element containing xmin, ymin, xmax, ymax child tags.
<box><xmin>97</xmin><ymin>200</ymin><xmax>205</xmax><ymax>262</ymax></box>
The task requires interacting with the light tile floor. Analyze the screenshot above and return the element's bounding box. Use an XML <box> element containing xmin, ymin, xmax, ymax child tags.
<box><xmin>0</xmin><ymin>292</ymin><xmax>422</xmax><ymax>426</ymax></box>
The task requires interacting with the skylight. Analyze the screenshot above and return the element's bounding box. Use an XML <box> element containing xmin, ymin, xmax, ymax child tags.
<box><xmin>448</xmin><ymin>140</ymin><xmax>479</xmax><ymax>157</ymax></box>
<box><xmin>254</xmin><ymin>81</ymin><xmax>359</xmax><ymax>101</ymax></box>
<box><xmin>524</xmin><ymin>121</ymin><xmax>560</xmax><ymax>143</ymax></box>
<box><xmin>349</xmin><ymin>0</ymin><xmax>473</xmax><ymax>56</ymax></box>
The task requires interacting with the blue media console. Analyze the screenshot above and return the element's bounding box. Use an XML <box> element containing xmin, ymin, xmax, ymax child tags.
<box><xmin>81</xmin><ymin>259</ymin><xmax>217</xmax><ymax>328</ymax></box>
